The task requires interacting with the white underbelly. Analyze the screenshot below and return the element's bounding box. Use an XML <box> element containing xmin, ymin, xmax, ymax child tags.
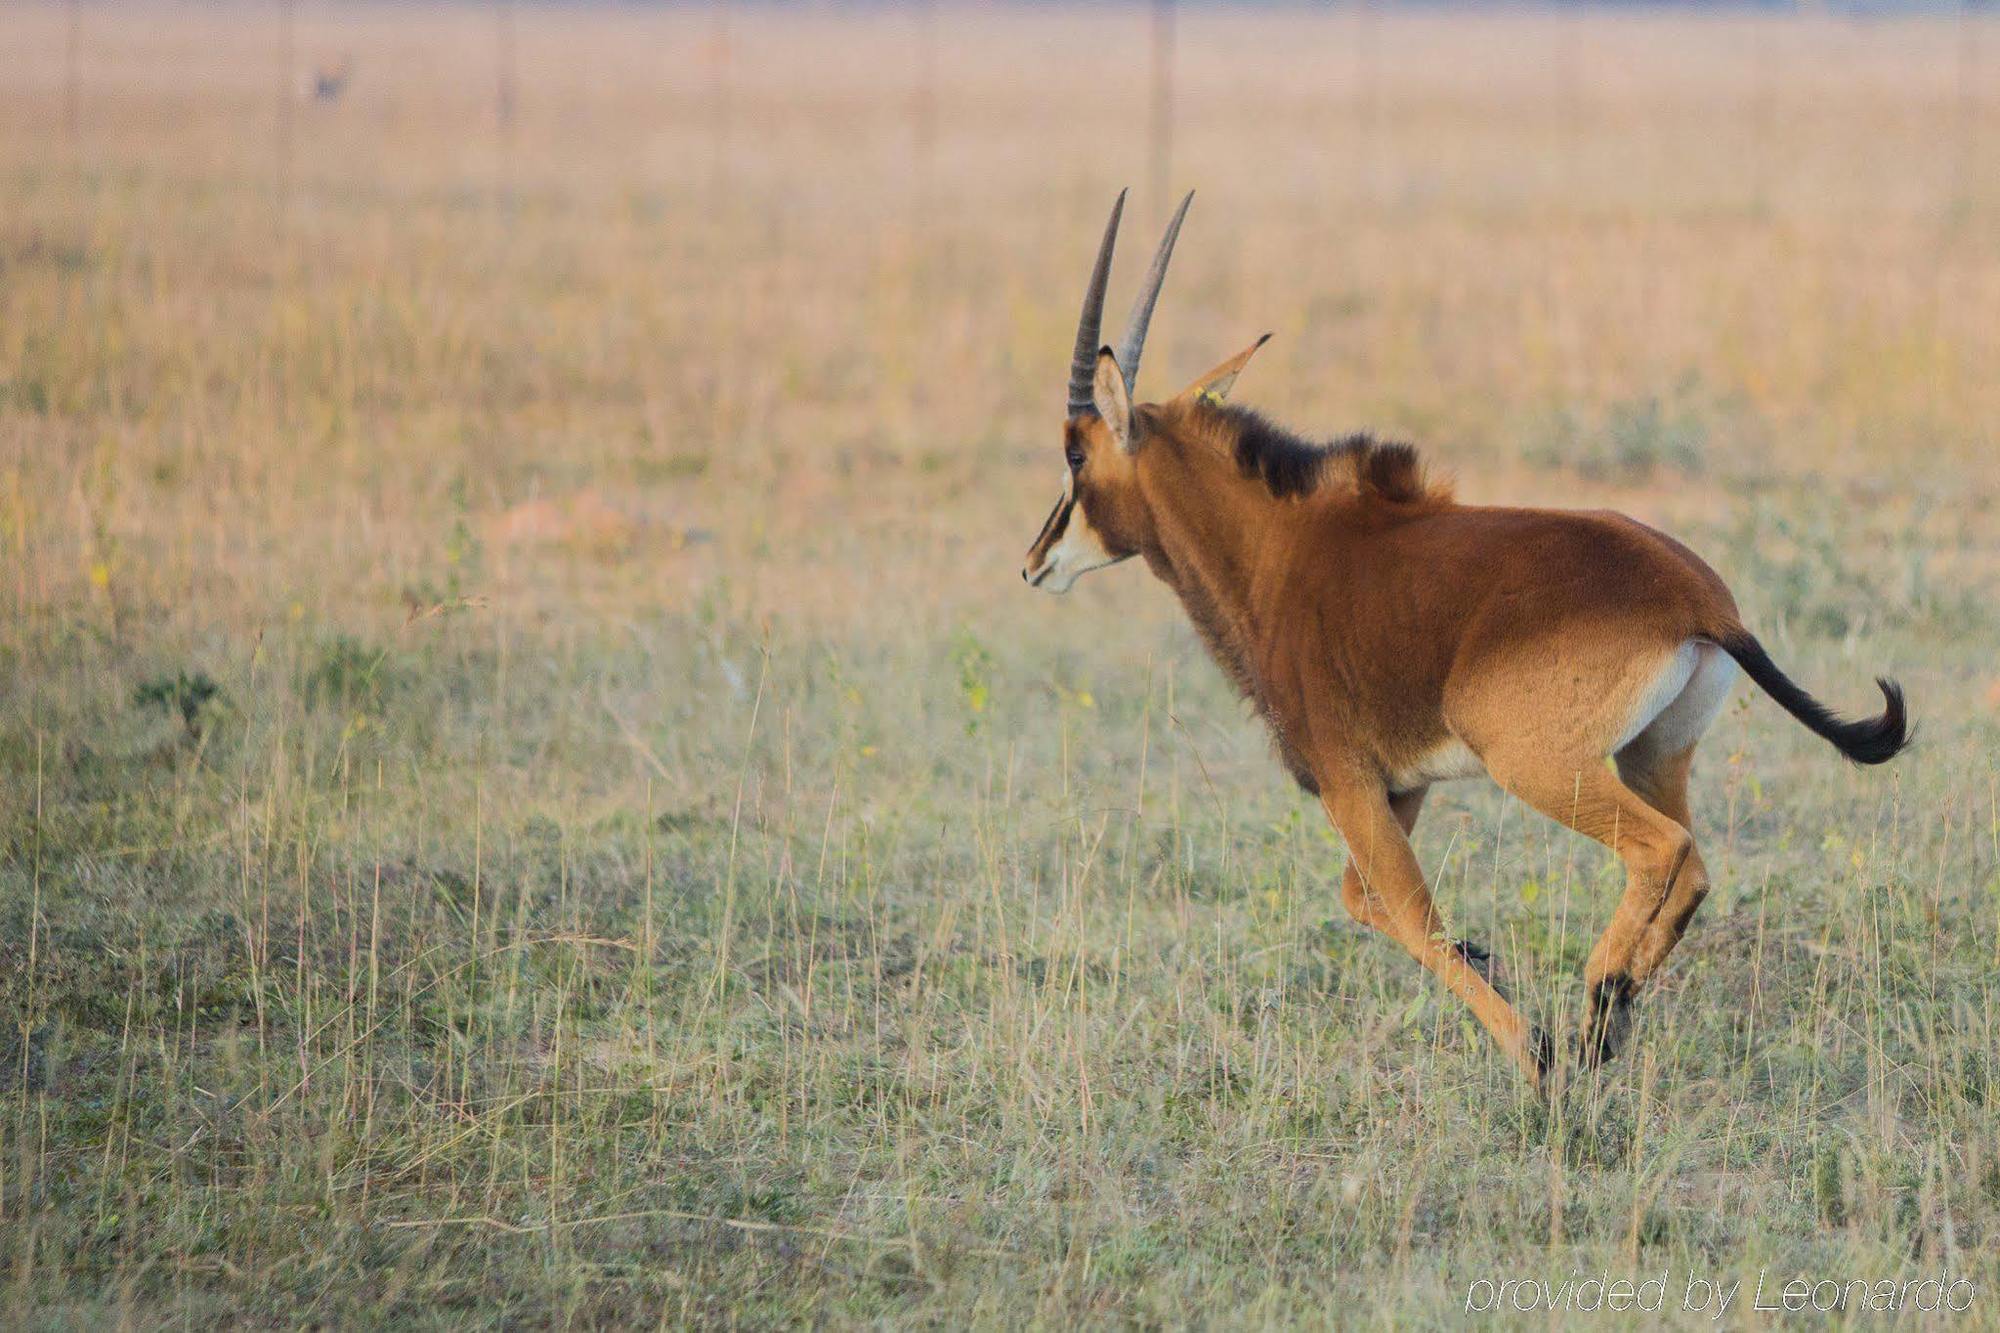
<box><xmin>1388</xmin><ymin>737</ymin><xmax>1485</xmax><ymax>792</ymax></box>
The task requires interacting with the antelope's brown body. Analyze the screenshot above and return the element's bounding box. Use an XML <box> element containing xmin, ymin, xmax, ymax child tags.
<box><xmin>1130</xmin><ymin>412</ymin><xmax>1743</xmax><ymax>797</ymax></box>
<box><xmin>1023</xmin><ymin>193</ymin><xmax>1909</xmax><ymax>1088</ymax></box>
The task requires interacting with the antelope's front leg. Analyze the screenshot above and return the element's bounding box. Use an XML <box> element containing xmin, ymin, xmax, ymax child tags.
<box><xmin>1322</xmin><ymin>779</ymin><xmax>1551</xmax><ymax>1088</ymax></box>
<box><xmin>1340</xmin><ymin>785</ymin><xmax>1500</xmax><ymax>987</ymax></box>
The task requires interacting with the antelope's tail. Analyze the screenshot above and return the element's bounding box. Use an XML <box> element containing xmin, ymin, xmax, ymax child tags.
<box><xmin>1716</xmin><ymin>631</ymin><xmax>1910</xmax><ymax>765</ymax></box>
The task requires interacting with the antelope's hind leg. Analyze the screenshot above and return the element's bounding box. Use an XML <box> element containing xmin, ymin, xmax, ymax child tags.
<box><xmin>1477</xmin><ymin>753</ymin><xmax>1694</xmax><ymax>1069</ymax></box>
<box><xmin>1607</xmin><ymin>644</ymin><xmax>1735</xmax><ymax>1041</ymax></box>
<box><xmin>1326</xmin><ymin>782</ymin><xmax>1549</xmax><ymax>1086</ymax></box>
<box><xmin>1615</xmin><ymin>742</ymin><xmax>1711</xmax><ymax>988</ymax></box>
<box><xmin>1469</xmin><ymin>640</ymin><xmax>1735</xmax><ymax>1070</ymax></box>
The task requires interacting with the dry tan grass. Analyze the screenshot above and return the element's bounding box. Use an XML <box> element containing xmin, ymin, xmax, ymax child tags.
<box><xmin>2</xmin><ymin>5</ymin><xmax>1998</xmax><ymax>1325</ymax></box>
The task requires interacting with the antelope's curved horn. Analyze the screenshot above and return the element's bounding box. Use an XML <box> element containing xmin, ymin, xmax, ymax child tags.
<box><xmin>1114</xmin><ymin>190</ymin><xmax>1193</xmax><ymax>398</ymax></box>
<box><xmin>1068</xmin><ymin>190</ymin><xmax>1127</xmax><ymax>418</ymax></box>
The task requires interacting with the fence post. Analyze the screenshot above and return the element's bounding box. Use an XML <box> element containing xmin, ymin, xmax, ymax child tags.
<box><xmin>496</xmin><ymin>0</ymin><xmax>518</xmax><ymax>216</ymax></box>
<box><xmin>277</xmin><ymin>0</ymin><xmax>295</xmax><ymax>226</ymax></box>
<box><xmin>914</xmin><ymin>0</ymin><xmax>938</xmax><ymax>220</ymax></box>
<box><xmin>1149</xmin><ymin>0</ymin><xmax>1175</xmax><ymax>215</ymax></box>
<box><xmin>64</xmin><ymin>0</ymin><xmax>81</xmax><ymax>153</ymax></box>
<box><xmin>709</xmin><ymin>0</ymin><xmax>732</xmax><ymax>209</ymax></box>
<box><xmin>1954</xmin><ymin>0</ymin><xmax>1982</xmax><ymax>215</ymax></box>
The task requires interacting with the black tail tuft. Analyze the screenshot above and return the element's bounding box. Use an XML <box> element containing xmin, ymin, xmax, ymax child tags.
<box><xmin>1718</xmin><ymin>632</ymin><xmax>1910</xmax><ymax>765</ymax></box>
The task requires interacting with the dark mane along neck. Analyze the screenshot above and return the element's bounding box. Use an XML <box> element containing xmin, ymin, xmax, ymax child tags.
<box><xmin>1134</xmin><ymin>402</ymin><xmax>1452</xmax><ymax>794</ymax></box>
<box><xmin>1218</xmin><ymin>404</ymin><xmax>1445</xmax><ymax>506</ymax></box>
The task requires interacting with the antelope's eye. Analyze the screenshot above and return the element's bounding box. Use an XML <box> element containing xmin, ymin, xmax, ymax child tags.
<box><xmin>1065</xmin><ymin>444</ymin><xmax>1085</xmax><ymax>471</ymax></box>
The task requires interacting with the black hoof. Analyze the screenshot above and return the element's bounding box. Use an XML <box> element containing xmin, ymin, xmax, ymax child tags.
<box><xmin>1577</xmin><ymin>973</ymin><xmax>1637</xmax><ymax>1068</ymax></box>
<box><xmin>1451</xmin><ymin>938</ymin><xmax>1507</xmax><ymax>997</ymax></box>
<box><xmin>1452</xmin><ymin>937</ymin><xmax>1493</xmax><ymax>976</ymax></box>
<box><xmin>1531</xmin><ymin>1024</ymin><xmax>1555</xmax><ymax>1085</ymax></box>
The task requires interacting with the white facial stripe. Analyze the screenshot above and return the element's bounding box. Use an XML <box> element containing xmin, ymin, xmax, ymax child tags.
<box><xmin>1031</xmin><ymin>487</ymin><xmax>1119</xmax><ymax>593</ymax></box>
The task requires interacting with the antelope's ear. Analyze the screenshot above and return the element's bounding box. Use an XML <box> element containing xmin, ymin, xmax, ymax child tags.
<box><xmin>1092</xmin><ymin>346</ymin><xmax>1136</xmax><ymax>452</ymax></box>
<box><xmin>1172</xmin><ymin>333</ymin><xmax>1273</xmax><ymax>407</ymax></box>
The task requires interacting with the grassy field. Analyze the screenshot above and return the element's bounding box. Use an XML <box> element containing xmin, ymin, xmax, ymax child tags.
<box><xmin>4</xmin><ymin>3</ymin><xmax>1999</xmax><ymax>1324</ymax></box>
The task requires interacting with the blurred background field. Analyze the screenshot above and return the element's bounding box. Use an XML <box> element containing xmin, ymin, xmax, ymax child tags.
<box><xmin>3</xmin><ymin>3</ymin><xmax>1999</xmax><ymax>1324</ymax></box>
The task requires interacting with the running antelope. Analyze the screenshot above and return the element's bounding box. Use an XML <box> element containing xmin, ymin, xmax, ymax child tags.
<box><xmin>1021</xmin><ymin>191</ymin><xmax>1910</xmax><ymax>1087</ymax></box>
